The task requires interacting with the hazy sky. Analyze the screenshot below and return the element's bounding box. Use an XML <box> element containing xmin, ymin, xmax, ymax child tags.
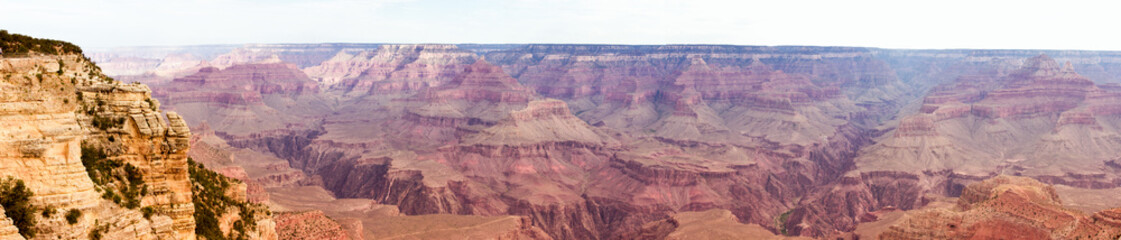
<box><xmin>3</xmin><ymin>0</ymin><xmax>1120</xmax><ymax>50</ymax></box>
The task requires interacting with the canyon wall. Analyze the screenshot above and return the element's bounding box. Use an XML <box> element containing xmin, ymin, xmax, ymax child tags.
<box><xmin>89</xmin><ymin>43</ymin><xmax>1121</xmax><ymax>239</ymax></box>
<box><xmin>1</xmin><ymin>33</ymin><xmax>273</xmax><ymax>239</ymax></box>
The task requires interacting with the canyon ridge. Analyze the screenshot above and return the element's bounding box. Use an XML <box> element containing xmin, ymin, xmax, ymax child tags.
<box><xmin>3</xmin><ymin>31</ymin><xmax>1121</xmax><ymax>239</ymax></box>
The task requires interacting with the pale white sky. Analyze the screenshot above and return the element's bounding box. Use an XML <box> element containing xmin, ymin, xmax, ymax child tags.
<box><xmin>2</xmin><ymin>0</ymin><xmax>1120</xmax><ymax>50</ymax></box>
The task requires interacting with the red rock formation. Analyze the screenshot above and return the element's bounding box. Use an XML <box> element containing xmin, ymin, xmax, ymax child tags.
<box><xmin>165</xmin><ymin>63</ymin><xmax>319</xmax><ymax>97</ymax></box>
<box><xmin>217</xmin><ymin>50</ymin><xmax>881</xmax><ymax>239</ymax></box>
<box><xmin>150</xmin><ymin>62</ymin><xmax>331</xmax><ymax>136</ymax></box>
<box><xmin>98</xmin><ymin>44</ymin><xmax>1121</xmax><ymax>240</ymax></box>
<box><xmin>1055</xmin><ymin>110</ymin><xmax>1102</xmax><ymax>130</ymax></box>
<box><xmin>893</xmin><ymin>115</ymin><xmax>937</xmax><ymax>137</ymax></box>
<box><xmin>415</xmin><ymin>59</ymin><xmax>536</xmax><ymax>104</ymax></box>
<box><xmin>828</xmin><ymin>54</ymin><xmax>1121</xmax><ymax>239</ymax></box>
<box><xmin>879</xmin><ymin>176</ymin><xmax>1121</xmax><ymax>239</ymax></box>
<box><xmin>275</xmin><ymin>211</ymin><xmax>349</xmax><ymax>240</ymax></box>
<box><xmin>322</xmin><ymin>44</ymin><xmax>478</xmax><ymax>95</ymax></box>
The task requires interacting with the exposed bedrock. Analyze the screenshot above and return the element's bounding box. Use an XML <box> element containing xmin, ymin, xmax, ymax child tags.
<box><xmin>86</xmin><ymin>43</ymin><xmax>1121</xmax><ymax>239</ymax></box>
<box><xmin>878</xmin><ymin>176</ymin><xmax>1121</xmax><ymax>239</ymax></box>
<box><xmin>217</xmin><ymin>119</ymin><xmax>882</xmax><ymax>239</ymax></box>
<box><xmin>784</xmin><ymin>169</ymin><xmax>1001</xmax><ymax>237</ymax></box>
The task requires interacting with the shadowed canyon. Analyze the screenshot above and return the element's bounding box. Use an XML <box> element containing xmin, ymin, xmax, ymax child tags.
<box><xmin>3</xmin><ymin>32</ymin><xmax>1121</xmax><ymax>239</ymax></box>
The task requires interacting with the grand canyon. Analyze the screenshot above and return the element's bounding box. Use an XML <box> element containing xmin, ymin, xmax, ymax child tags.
<box><xmin>4</xmin><ymin>31</ymin><xmax>1121</xmax><ymax>240</ymax></box>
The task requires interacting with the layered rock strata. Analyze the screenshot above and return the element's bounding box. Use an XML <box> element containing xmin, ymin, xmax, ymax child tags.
<box><xmin>1</xmin><ymin>33</ymin><xmax>275</xmax><ymax>240</ymax></box>
<box><xmin>879</xmin><ymin>176</ymin><xmax>1121</xmax><ymax>239</ymax></box>
<box><xmin>86</xmin><ymin>43</ymin><xmax>1121</xmax><ymax>239</ymax></box>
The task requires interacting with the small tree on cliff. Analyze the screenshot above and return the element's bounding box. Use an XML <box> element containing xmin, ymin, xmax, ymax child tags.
<box><xmin>0</xmin><ymin>177</ymin><xmax>37</xmax><ymax>238</ymax></box>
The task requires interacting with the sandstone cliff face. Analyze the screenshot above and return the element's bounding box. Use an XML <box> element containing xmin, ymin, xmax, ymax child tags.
<box><xmin>0</xmin><ymin>53</ymin><xmax>197</xmax><ymax>239</ymax></box>
<box><xmin>0</xmin><ymin>207</ymin><xmax>23</xmax><ymax>240</ymax></box>
<box><xmin>0</xmin><ymin>55</ymin><xmax>102</xmax><ymax>235</ymax></box>
<box><xmin>77</xmin><ymin>82</ymin><xmax>198</xmax><ymax>239</ymax></box>
<box><xmin>2</xmin><ymin>34</ymin><xmax>275</xmax><ymax>240</ymax></box>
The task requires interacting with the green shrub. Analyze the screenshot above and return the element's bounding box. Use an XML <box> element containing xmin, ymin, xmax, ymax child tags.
<box><xmin>65</xmin><ymin>209</ymin><xmax>81</xmax><ymax>224</ymax></box>
<box><xmin>88</xmin><ymin>228</ymin><xmax>102</xmax><ymax>240</ymax></box>
<box><xmin>0</xmin><ymin>177</ymin><xmax>37</xmax><ymax>238</ymax></box>
<box><xmin>145</xmin><ymin>98</ymin><xmax>157</xmax><ymax>111</ymax></box>
<box><xmin>40</xmin><ymin>206</ymin><xmax>54</xmax><ymax>218</ymax></box>
<box><xmin>189</xmin><ymin>158</ymin><xmax>260</xmax><ymax>240</ymax></box>
<box><xmin>141</xmin><ymin>206</ymin><xmax>155</xmax><ymax>219</ymax></box>
<box><xmin>91</xmin><ymin>115</ymin><xmax>124</xmax><ymax>130</ymax></box>
<box><xmin>776</xmin><ymin>209</ymin><xmax>793</xmax><ymax>235</ymax></box>
<box><xmin>88</xmin><ymin>222</ymin><xmax>107</xmax><ymax>240</ymax></box>
<box><xmin>0</xmin><ymin>30</ymin><xmax>83</xmax><ymax>57</ymax></box>
<box><xmin>80</xmin><ymin>143</ymin><xmax>145</xmax><ymax>209</ymax></box>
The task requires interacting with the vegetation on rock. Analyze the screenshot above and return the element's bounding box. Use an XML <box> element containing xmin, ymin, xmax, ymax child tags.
<box><xmin>65</xmin><ymin>209</ymin><xmax>82</xmax><ymax>225</ymax></box>
<box><xmin>0</xmin><ymin>177</ymin><xmax>37</xmax><ymax>238</ymax></box>
<box><xmin>141</xmin><ymin>206</ymin><xmax>155</xmax><ymax>219</ymax></box>
<box><xmin>81</xmin><ymin>143</ymin><xmax>146</xmax><ymax>209</ymax></box>
<box><xmin>90</xmin><ymin>115</ymin><xmax>125</xmax><ymax>130</ymax></box>
<box><xmin>39</xmin><ymin>206</ymin><xmax>54</xmax><ymax>218</ymax></box>
<box><xmin>88</xmin><ymin>222</ymin><xmax>108</xmax><ymax>240</ymax></box>
<box><xmin>189</xmin><ymin>158</ymin><xmax>262</xmax><ymax>240</ymax></box>
<box><xmin>0</xmin><ymin>29</ymin><xmax>83</xmax><ymax>57</ymax></box>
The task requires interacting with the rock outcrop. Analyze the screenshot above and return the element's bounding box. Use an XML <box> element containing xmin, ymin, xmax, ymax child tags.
<box><xmin>0</xmin><ymin>207</ymin><xmax>23</xmax><ymax>240</ymax></box>
<box><xmin>275</xmin><ymin>211</ymin><xmax>348</xmax><ymax>240</ymax></box>
<box><xmin>879</xmin><ymin>176</ymin><xmax>1121</xmax><ymax>239</ymax></box>
<box><xmin>0</xmin><ymin>52</ymin><xmax>197</xmax><ymax>239</ymax></box>
<box><xmin>78</xmin><ymin>81</ymin><xmax>199</xmax><ymax>238</ymax></box>
<box><xmin>1</xmin><ymin>32</ymin><xmax>274</xmax><ymax>240</ymax></box>
<box><xmin>786</xmin><ymin>54</ymin><xmax>1121</xmax><ymax>237</ymax></box>
<box><xmin>314</xmin><ymin>44</ymin><xmax>478</xmax><ymax>96</ymax></box>
<box><xmin>154</xmin><ymin>62</ymin><xmax>330</xmax><ymax>135</ymax></box>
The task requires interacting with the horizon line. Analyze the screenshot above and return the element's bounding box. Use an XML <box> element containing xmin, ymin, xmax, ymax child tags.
<box><xmin>85</xmin><ymin>42</ymin><xmax>1121</xmax><ymax>53</ymax></box>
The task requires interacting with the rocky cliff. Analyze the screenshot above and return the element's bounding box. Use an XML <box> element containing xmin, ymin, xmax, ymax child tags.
<box><xmin>0</xmin><ymin>31</ymin><xmax>273</xmax><ymax>240</ymax></box>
